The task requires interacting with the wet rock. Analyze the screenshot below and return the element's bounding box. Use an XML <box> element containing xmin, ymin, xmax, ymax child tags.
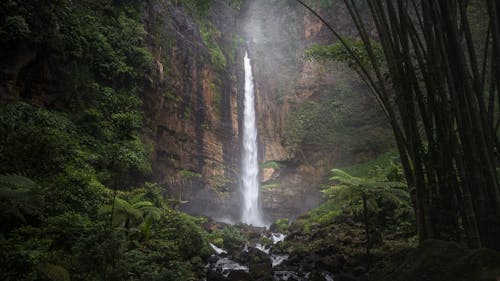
<box><xmin>317</xmin><ymin>255</ymin><xmax>345</xmax><ymax>272</ymax></box>
<box><xmin>316</xmin><ymin>244</ymin><xmax>339</xmax><ymax>257</ymax></box>
<box><xmin>337</xmin><ymin>273</ymin><xmax>359</xmax><ymax>281</ymax></box>
<box><xmin>226</xmin><ymin>270</ymin><xmax>251</xmax><ymax>281</ymax></box>
<box><xmin>246</xmin><ymin>248</ymin><xmax>273</xmax><ymax>281</ymax></box>
<box><xmin>271</xmin><ymin>254</ymin><xmax>289</xmax><ymax>267</ymax></box>
<box><xmin>273</xmin><ymin>271</ymin><xmax>309</xmax><ymax>281</ymax></box>
<box><xmin>358</xmin><ymin>273</ymin><xmax>369</xmax><ymax>281</ymax></box>
<box><xmin>352</xmin><ymin>266</ymin><xmax>366</xmax><ymax>276</ymax></box>
<box><xmin>206</xmin><ymin>257</ymin><xmax>249</xmax><ymax>281</ymax></box>
<box><xmin>207</xmin><ymin>270</ymin><xmax>226</xmax><ymax>281</ymax></box>
<box><xmin>269</xmin><ymin>222</ymin><xmax>284</xmax><ymax>233</ymax></box>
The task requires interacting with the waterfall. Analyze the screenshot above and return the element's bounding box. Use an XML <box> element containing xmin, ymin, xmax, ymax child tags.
<box><xmin>241</xmin><ymin>51</ymin><xmax>264</xmax><ymax>226</ymax></box>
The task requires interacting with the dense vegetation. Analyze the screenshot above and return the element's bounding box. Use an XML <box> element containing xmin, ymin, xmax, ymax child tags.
<box><xmin>297</xmin><ymin>152</ymin><xmax>415</xmax><ymax>246</ymax></box>
<box><xmin>298</xmin><ymin>0</ymin><xmax>500</xmax><ymax>250</ymax></box>
<box><xmin>0</xmin><ymin>1</ymin><xmax>227</xmax><ymax>280</ymax></box>
<box><xmin>1</xmin><ymin>0</ymin><xmax>499</xmax><ymax>280</ymax></box>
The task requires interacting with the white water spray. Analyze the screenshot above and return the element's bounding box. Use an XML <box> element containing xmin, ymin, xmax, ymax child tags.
<box><xmin>241</xmin><ymin>51</ymin><xmax>264</xmax><ymax>226</ymax></box>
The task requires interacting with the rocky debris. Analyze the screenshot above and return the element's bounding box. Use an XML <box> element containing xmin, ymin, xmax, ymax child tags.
<box><xmin>206</xmin><ymin>214</ymin><xmax>500</xmax><ymax>281</ymax></box>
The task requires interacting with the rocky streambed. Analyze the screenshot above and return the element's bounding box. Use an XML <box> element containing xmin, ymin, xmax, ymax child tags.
<box><xmin>203</xmin><ymin>223</ymin><xmax>338</xmax><ymax>281</ymax></box>
<box><xmin>201</xmin><ymin>217</ymin><xmax>500</xmax><ymax>281</ymax></box>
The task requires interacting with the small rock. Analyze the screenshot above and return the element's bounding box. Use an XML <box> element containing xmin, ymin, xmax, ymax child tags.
<box><xmin>337</xmin><ymin>273</ymin><xmax>359</xmax><ymax>281</ymax></box>
<box><xmin>227</xmin><ymin>270</ymin><xmax>251</xmax><ymax>281</ymax></box>
<box><xmin>352</xmin><ymin>266</ymin><xmax>366</xmax><ymax>276</ymax></box>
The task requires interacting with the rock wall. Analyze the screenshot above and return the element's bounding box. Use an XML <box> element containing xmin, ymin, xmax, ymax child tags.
<box><xmin>141</xmin><ymin>1</ymin><xmax>245</xmax><ymax>221</ymax></box>
<box><xmin>0</xmin><ymin>0</ymin><xmax>391</xmax><ymax>222</ymax></box>
<box><xmin>241</xmin><ymin>0</ymin><xmax>392</xmax><ymax>221</ymax></box>
<box><xmin>141</xmin><ymin>0</ymin><xmax>392</xmax><ymax>222</ymax></box>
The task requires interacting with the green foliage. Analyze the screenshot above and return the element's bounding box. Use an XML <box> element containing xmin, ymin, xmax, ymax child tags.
<box><xmin>208</xmin><ymin>226</ymin><xmax>247</xmax><ymax>251</ymax></box>
<box><xmin>38</xmin><ymin>263</ymin><xmax>70</xmax><ymax>281</ymax></box>
<box><xmin>323</xmin><ymin>168</ymin><xmax>414</xmax><ymax>237</ymax></box>
<box><xmin>325</xmin><ymin>169</ymin><xmax>410</xmax><ymax>212</ymax></box>
<box><xmin>174</xmin><ymin>0</ymin><xmax>215</xmax><ymax>16</ymax></box>
<box><xmin>273</xmin><ymin>218</ymin><xmax>290</xmax><ymax>233</ymax></box>
<box><xmin>0</xmin><ymin>103</ymin><xmax>78</xmax><ymax>176</ymax></box>
<box><xmin>0</xmin><ymin>0</ymin><xmax>67</xmax><ymax>47</ymax></box>
<box><xmin>342</xmin><ymin>149</ymin><xmax>402</xmax><ymax>179</ymax></box>
<box><xmin>261</xmin><ymin>183</ymin><xmax>279</xmax><ymax>189</ymax></box>
<box><xmin>283</xmin><ymin>67</ymin><xmax>394</xmax><ymax>155</ymax></box>
<box><xmin>300</xmin><ymin>156</ymin><xmax>414</xmax><ymax>238</ymax></box>
<box><xmin>226</xmin><ymin>0</ymin><xmax>243</xmax><ymax>10</ymax></box>
<box><xmin>261</xmin><ymin>161</ymin><xmax>281</xmax><ymax>169</ymax></box>
<box><xmin>179</xmin><ymin>169</ymin><xmax>203</xmax><ymax>179</ymax></box>
<box><xmin>160</xmin><ymin>211</ymin><xmax>211</xmax><ymax>260</ymax></box>
<box><xmin>304</xmin><ymin>39</ymin><xmax>385</xmax><ymax>71</ymax></box>
<box><xmin>201</xmin><ymin>25</ymin><xmax>228</xmax><ymax>72</ymax></box>
<box><xmin>0</xmin><ymin>15</ymin><xmax>31</xmax><ymax>41</ymax></box>
<box><xmin>0</xmin><ymin>175</ymin><xmax>44</xmax><ymax>232</ymax></box>
<box><xmin>0</xmin><ymin>1</ymin><xmax>212</xmax><ymax>280</ymax></box>
<box><xmin>0</xmin><ymin>183</ymin><xmax>211</xmax><ymax>281</ymax></box>
<box><xmin>300</xmin><ymin>200</ymin><xmax>343</xmax><ymax>234</ymax></box>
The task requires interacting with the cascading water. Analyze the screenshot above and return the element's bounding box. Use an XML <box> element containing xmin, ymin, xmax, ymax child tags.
<box><xmin>241</xmin><ymin>51</ymin><xmax>264</xmax><ymax>226</ymax></box>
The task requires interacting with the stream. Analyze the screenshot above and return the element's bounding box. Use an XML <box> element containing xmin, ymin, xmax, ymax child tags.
<box><xmin>206</xmin><ymin>52</ymin><xmax>337</xmax><ymax>281</ymax></box>
<box><xmin>205</xmin><ymin>231</ymin><xmax>335</xmax><ymax>281</ymax></box>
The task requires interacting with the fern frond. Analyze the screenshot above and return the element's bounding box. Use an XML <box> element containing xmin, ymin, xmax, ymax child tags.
<box><xmin>132</xmin><ymin>201</ymin><xmax>154</xmax><ymax>208</ymax></box>
<box><xmin>99</xmin><ymin>198</ymin><xmax>143</xmax><ymax>221</ymax></box>
<box><xmin>130</xmin><ymin>192</ymin><xmax>148</xmax><ymax>204</ymax></box>
<box><xmin>142</xmin><ymin>206</ymin><xmax>162</xmax><ymax>221</ymax></box>
<box><xmin>330</xmin><ymin>169</ymin><xmax>354</xmax><ymax>180</ymax></box>
<box><xmin>0</xmin><ymin>174</ymin><xmax>38</xmax><ymax>191</ymax></box>
<box><xmin>366</xmin><ymin>197</ymin><xmax>379</xmax><ymax>213</ymax></box>
<box><xmin>37</xmin><ymin>263</ymin><xmax>70</xmax><ymax>281</ymax></box>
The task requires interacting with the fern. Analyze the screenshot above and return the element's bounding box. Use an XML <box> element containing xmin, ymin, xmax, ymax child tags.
<box><xmin>0</xmin><ymin>174</ymin><xmax>44</xmax><ymax>225</ymax></box>
<box><xmin>0</xmin><ymin>174</ymin><xmax>38</xmax><ymax>190</ymax></box>
<box><xmin>99</xmin><ymin>197</ymin><xmax>162</xmax><ymax>227</ymax></box>
<box><xmin>37</xmin><ymin>263</ymin><xmax>70</xmax><ymax>281</ymax></box>
<box><xmin>323</xmin><ymin>168</ymin><xmax>411</xmax><ymax>219</ymax></box>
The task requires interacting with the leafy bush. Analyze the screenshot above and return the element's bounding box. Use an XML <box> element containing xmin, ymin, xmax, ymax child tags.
<box><xmin>261</xmin><ymin>161</ymin><xmax>281</xmax><ymax>169</ymax></box>
<box><xmin>0</xmin><ymin>1</ymin><xmax>211</xmax><ymax>279</ymax></box>
<box><xmin>208</xmin><ymin>226</ymin><xmax>247</xmax><ymax>251</ymax></box>
<box><xmin>201</xmin><ymin>25</ymin><xmax>227</xmax><ymax>72</ymax></box>
<box><xmin>272</xmin><ymin>218</ymin><xmax>290</xmax><ymax>233</ymax></box>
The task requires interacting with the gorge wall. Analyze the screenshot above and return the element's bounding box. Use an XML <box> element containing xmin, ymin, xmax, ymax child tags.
<box><xmin>0</xmin><ymin>0</ymin><xmax>393</xmax><ymax>222</ymax></box>
<box><xmin>143</xmin><ymin>0</ymin><xmax>392</xmax><ymax>221</ymax></box>
<box><xmin>141</xmin><ymin>0</ymin><xmax>245</xmax><ymax>221</ymax></box>
<box><xmin>242</xmin><ymin>0</ymin><xmax>392</xmax><ymax>220</ymax></box>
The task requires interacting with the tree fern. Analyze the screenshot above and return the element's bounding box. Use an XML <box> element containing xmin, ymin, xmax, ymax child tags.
<box><xmin>99</xmin><ymin>197</ymin><xmax>142</xmax><ymax>226</ymax></box>
<box><xmin>0</xmin><ymin>174</ymin><xmax>44</xmax><ymax>227</ymax></box>
<box><xmin>0</xmin><ymin>174</ymin><xmax>38</xmax><ymax>191</ymax></box>
<box><xmin>323</xmin><ymin>168</ymin><xmax>411</xmax><ymax>218</ymax></box>
<box><xmin>99</xmin><ymin>197</ymin><xmax>162</xmax><ymax>227</ymax></box>
<box><xmin>37</xmin><ymin>263</ymin><xmax>70</xmax><ymax>281</ymax></box>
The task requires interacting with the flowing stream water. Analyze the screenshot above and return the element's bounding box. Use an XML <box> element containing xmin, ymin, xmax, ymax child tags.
<box><xmin>241</xmin><ymin>51</ymin><xmax>264</xmax><ymax>226</ymax></box>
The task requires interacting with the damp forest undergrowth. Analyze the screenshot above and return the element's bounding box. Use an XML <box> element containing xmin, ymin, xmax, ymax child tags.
<box><xmin>1</xmin><ymin>0</ymin><xmax>500</xmax><ymax>281</ymax></box>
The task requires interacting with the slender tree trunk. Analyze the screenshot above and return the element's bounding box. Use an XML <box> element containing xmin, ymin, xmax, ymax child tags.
<box><xmin>362</xmin><ymin>192</ymin><xmax>371</xmax><ymax>269</ymax></box>
<box><xmin>110</xmin><ymin>176</ymin><xmax>117</xmax><ymax>228</ymax></box>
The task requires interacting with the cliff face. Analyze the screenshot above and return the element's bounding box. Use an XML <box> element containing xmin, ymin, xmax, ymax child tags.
<box><xmin>0</xmin><ymin>0</ymin><xmax>391</xmax><ymax>222</ymax></box>
<box><xmin>141</xmin><ymin>1</ymin><xmax>245</xmax><ymax>221</ymax></box>
<box><xmin>141</xmin><ymin>0</ymin><xmax>391</xmax><ymax>221</ymax></box>
<box><xmin>241</xmin><ymin>0</ymin><xmax>392</xmax><ymax>220</ymax></box>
